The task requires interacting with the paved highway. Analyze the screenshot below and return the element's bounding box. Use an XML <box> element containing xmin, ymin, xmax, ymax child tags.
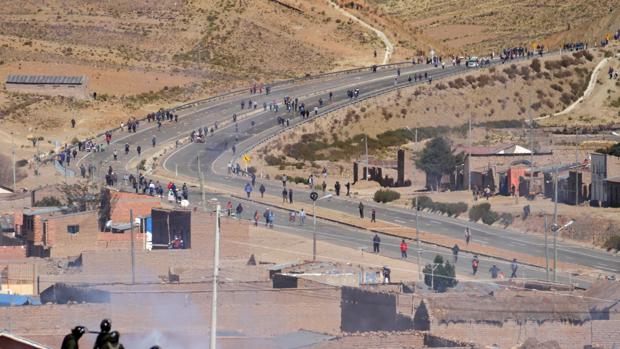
<box><xmin>75</xmin><ymin>56</ymin><xmax>618</xmax><ymax>288</ymax></box>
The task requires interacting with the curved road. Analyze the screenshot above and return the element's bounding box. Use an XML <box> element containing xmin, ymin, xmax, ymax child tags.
<box><xmin>77</xmin><ymin>55</ymin><xmax>618</xmax><ymax>288</ymax></box>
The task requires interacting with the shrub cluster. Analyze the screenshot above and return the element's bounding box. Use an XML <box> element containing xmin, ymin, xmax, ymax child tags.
<box><xmin>469</xmin><ymin>205</ymin><xmax>513</xmax><ymax>226</ymax></box>
<box><xmin>603</xmin><ymin>236</ymin><xmax>620</xmax><ymax>251</ymax></box>
<box><xmin>373</xmin><ymin>189</ymin><xmax>401</xmax><ymax>203</ymax></box>
<box><xmin>414</xmin><ymin>196</ymin><xmax>467</xmax><ymax>217</ymax></box>
<box><xmin>468</xmin><ymin>203</ymin><xmax>501</xmax><ymax>225</ymax></box>
<box><xmin>264</xmin><ymin>155</ymin><xmax>284</xmax><ymax>166</ymax></box>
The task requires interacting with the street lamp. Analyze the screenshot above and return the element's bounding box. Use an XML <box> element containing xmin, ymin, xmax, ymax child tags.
<box><xmin>551</xmin><ymin>219</ymin><xmax>574</xmax><ymax>282</ymax></box>
<box><xmin>406</xmin><ymin>126</ymin><xmax>422</xmax><ymax>281</ymax></box>
<box><xmin>310</xmin><ymin>192</ymin><xmax>332</xmax><ymax>261</ymax></box>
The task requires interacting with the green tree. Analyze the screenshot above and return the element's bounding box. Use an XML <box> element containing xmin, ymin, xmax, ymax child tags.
<box><xmin>423</xmin><ymin>255</ymin><xmax>458</xmax><ymax>292</ymax></box>
<box><xmin>415</xmin><ymin>137</ymin><xmax>457</xmax><ymax>191</ymax></box>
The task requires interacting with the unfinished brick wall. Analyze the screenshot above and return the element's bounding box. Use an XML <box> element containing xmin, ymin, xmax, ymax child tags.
<box><xmin>430</xmin><ymin>320</ymin><xmax>620</xmax><ymax>348</ymax></box>
<box><xmin>45</xmin><ymin>211</ymin><xmax>100</xmax><ymax>258</ymax></box>
<box><xmin>592</xmin><ymin>320</ymin><xmax>620</xmax><ymax>348</ymax></box>
<box><xmin>309</xmin><ymin>331</ymin><xmax>425</xmax><ymax>349</ymax></box>
<box><xmin>0</xmin><ymin>245</ymin><xmax>27</xmax><ymax>260</ymax></box>
<box><xmin>110</xmin><ymin>192</ymin><xmax>161</xmax><ymax>223</ymax></box>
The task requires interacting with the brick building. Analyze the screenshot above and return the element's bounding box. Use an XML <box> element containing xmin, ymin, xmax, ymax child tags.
<box><xmin>458</xmin><ymin>143</ymin><xmax>556</xmax><ymax>194</ymax></box>
<box><xmin>109</xmin><ymin>191</ymin><xmax>161</xmax><ymax>223</ymax></box>
<box><xmin>12</xmin><ymin>191</ymin><xmax>161</xmax><ymax>258</ymax></box>
<box><xmin>413</xmin><ymin>289</ymin><xmax>620</xmax><ymax>348</ymax></box>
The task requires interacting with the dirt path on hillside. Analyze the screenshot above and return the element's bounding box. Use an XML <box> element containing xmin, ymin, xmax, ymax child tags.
<box><xmin>537</xmin><ymin>52</ymin><xmax>620</xmax><ymax>121</ymax></box>
<box><xmin>327</xmin><ymin>0</ymin><xmax>393</xmax><ymax>64</ymax></box>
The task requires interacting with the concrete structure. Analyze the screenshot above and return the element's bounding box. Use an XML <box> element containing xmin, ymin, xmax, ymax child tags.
<box><xmin>0</xmin><ymin>333</ymin><xmax>49</xmax><ymax>349</ymax></box>
<box><xmin>5</xmin><ymin>75</ymin><xmax>87</xmax><ymax>99</ymax></box>
<box><xmin>352</xmin><ymin>149</ymin><xmax>411</xmax><ymax>187</ymax></box>
<box><xmin>590</xmin><ymin>153</ymin><xmax>620</xmax><ymax>207</ymax></box>
<box><xmin>458</xmin><ymin>143</ymin><xmax>553</xmax><ymax>193</ymax></box>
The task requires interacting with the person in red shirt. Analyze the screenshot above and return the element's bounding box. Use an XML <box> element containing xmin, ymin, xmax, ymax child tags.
<box><xmin>400</xmin><ymin>239</ymin><xmax>408</xmax><ymax>259</ymax></box>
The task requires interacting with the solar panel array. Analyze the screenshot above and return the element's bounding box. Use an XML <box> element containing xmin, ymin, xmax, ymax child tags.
<box><xmin>6</xmin><ymin>75</ymin><xmax>84</xmax><ymax>85</ymax></box>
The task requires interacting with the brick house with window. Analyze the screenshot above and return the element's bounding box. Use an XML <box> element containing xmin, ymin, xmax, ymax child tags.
<box><xmin>16</xmin><ymin>191</ymin><xmax>160</xmax><ymax>258</ymax></box>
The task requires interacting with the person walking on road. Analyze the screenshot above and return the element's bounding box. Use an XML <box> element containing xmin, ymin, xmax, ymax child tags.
<box><xmin>235</xmin><ymin>203</ymin><xmax>243</xmax><ymax>219</ymax></box>
<box><xmin>472</xmin><ymin>255</ymin><xmax>479</xmax><ymax>275</ymax></box>
<box><xmin>452</xmin><ymin>244</ymin><xmax>460</xmax><ymax>263</ymax></box>
<box><xmin>113</xmin><ymin>149</ymin><xmax>118</xmax><ymax>161</ymax></box>
<box><xmin>358</xmin><ymin>202</ymin><xmax>364</xmax><ymax>218</ymax></box>
<box><xmin>334</xmin><ymin>181</ymin><xmax>341</xmax><ymax>196</ymax></box>
<box><xmin>299</xmin><ymin>208</ymin><xmax>306</xmax><ymax>225</ymax></box>
<box><xmin>253</xmin><ymin>211</ymin><xmax>260</xmax><ymax>226</ymax></box>
<box><xmin>371</xmin><ymin>208</ymin><xmax>376</xmax><ymax>222</ymax></box>
<box><xmin>282</xmin><ymin>188</ymin><xmax>288</xmax><ymax>203</ymax></box>
<box><xmin>288</xmin><ymin>188</ymin><xmax>293</xmax><ymax>204</ymax></box>
<box><xmin>226</xmin><ymin>201</ymin><xmax>233</xmax><ymax>217</ymax></box>
<box><xmin>152</xmin><ymin>135</ymin><xmax>156</xmax><ymax>147</ymax></box>
<box><xmin>322</xmin><ymin>181</ymin><xmax>327</xmax><ymax>194</ymax></box>
<box><xmin>510</xmin><ymin>258</ymin><xmax>518</xmax><ymax>278</ymax></box>
<box><xmin>465</xmin><ymin>227</ymin><xmax>471</xmax><ymax>245</ymax></box>
<box><xmin>244</xmin><ymin>182</ymin><xmax>253</xmax><ymax>198</ymax></box>
<box><xmin>372</xmin><ymin>234</ymin><xmax>381</xmax><ymax>253</ymax></box>
<box><xmin>489</xmin><ymin>264</ymin><xmax>501</xmax><ymax>279</ymax></box>
<box><xmin>345</xmin><ymin>182</ymin><xmax>351</xmax><ymax>196</ymax></box>
<box><xmin>259</xmin><ymin>184</ymin><xmax>266</xmax><ymax>198</ymax></box>
<box><xmin>400</xmin><ymin>239</ymin><xmax>408</xmax><ymax>259</ymax></box>
<box><xmin>136</xmin><ymin>145</ymin><xmax>142</xmax><ymax>156</ymax></box>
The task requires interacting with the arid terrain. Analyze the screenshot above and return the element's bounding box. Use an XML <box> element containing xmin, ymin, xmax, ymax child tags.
<box><xmin>248</xmin><ymin>46</ymin><xmax>620</xmax><ymax>248</ymax></box>
<box><xmin>347</xmin><ymin>0</ymin><xmax>620</xmax><ymax>56</ymax></box>
<box><xmin>0</xmin><ymin>0</ymin><xmax>385</xmax><ymax>165</ymax></box>
<box><xmin>251</xmin><ymin>50</ymin><xmax>606</xmax><ymax>174</ymax></box>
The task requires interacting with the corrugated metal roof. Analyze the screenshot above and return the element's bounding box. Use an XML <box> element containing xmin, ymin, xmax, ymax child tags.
<box><xmin>6</xmin><ymin>75</ymin><xmax>84</xmax><ymax>85</ymax></box>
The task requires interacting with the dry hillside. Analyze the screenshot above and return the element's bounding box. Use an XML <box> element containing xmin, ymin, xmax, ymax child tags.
<box><xmin>0</xmin><ymin>0</ymin><xmax>385</xmax><ymax>159</ymax></box>
<box><xmin>342</xmin><ymin>0</ymin><xmax>620</xmax><ymax>57</ymax></box>
<box><xmin>251</xmin><ymin>50</ymin><xmax>606</xmax><ymax>178</ymax></box>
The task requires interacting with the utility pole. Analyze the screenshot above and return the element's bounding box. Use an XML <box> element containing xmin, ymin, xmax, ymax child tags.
<box><xmin>313</xmin><ymin>199</ymin><xmax>317</xmax><ymax>261</ymax></box>
<box><xmin>414</xmin><ymin>128</ymin><xmax>421</xmax><ymax>281</ymax></box>
<box><xmin>529</xmin><ymin>102</ymin><xmax>534</xmax><ymax>196</ymax></box>
<box><xmin>575</xmin><ymin>129</ymin><xmax>579</xmax><ymax>206</ymax></box>
<box><xmin>130</xmin><ymin>209</ymin><xmax>136</xmax><ymax>284</ymax></box>
<box><xmin>197</xmin><ymin>156</ymin><xmax>201</xmax><ymax>177</ymax></box>
<box><xmin>201</xmin><ymin>174</ymin><xmax>206</xmax><ymax>212</ymax></box>
<box><xmin>364</xmin><ymin>134</ymin><xmax>369</xmax><ymax>180</ymax></box>
<box><xmin>553</xmin><ymin>167</ymin><xmax>558</xmax><ymax>282</ymax></box>
<box><xmin>11</xmin><ymin>133</ymin><xmax>16</xmax><ymax>192</ymax></box>
<box><xmin>544</xmin><ymin>215</ymin><xmax>549</xmax><ymax>281</ymax></box>
<box><xmin>35</xmin><ymin>138</ymin><xmax>40</xmax><ymax>176</ymax></box>
<box><xmin>210</xmin><ymin>204</ymin><xmax>221</xmax><ymax>349</ymax></box>
<box><xmin>467</xmin><ymin>115</ymin><xmax>472</xmax><ymax>191</ymax></box>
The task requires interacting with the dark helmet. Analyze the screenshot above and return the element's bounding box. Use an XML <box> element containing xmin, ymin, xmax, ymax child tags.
<box><xmin>72</xmin><ymin>326</ymin><xmax>86</xmax><ymax>338</ymax></box>
<box><xmin>109</xmin><ymin>331</ymin><xmax>120</xmax><ymax>344</ymax></box>
<box><xmin>150</xmin><ymin>346</ymin><xmax>161</xmax><ymax>349</ymax></box>
<box><xmin>100</xmin><ymin>319</ymin><xmax>111</xmax><ymax>332</ymax></box>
